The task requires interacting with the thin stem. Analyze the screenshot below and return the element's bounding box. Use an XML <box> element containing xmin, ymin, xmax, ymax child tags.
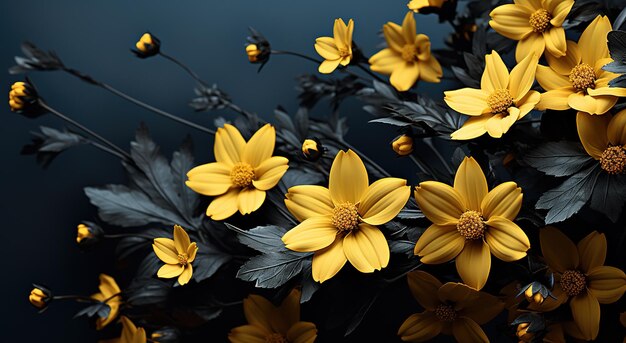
<box><xmin>103</xmin><ymin>233</ymin><xmax>157</xmax><ymax>240</ymax></box>
<box><xmin>424</xmin><ymin>138</ymin><xmax>453</xmax><ymax>176</ymax></box>
<box><xmin>271</xmin><ymin>50</ymin><xmax>323</xmax><ymax>64</ymax></box>
<box><xmin>52</xmin><ymin>295</ymin><xmax>96</xmax><ymax>302</ymax></box>
<box><xmin>409</xmin><ymin>154</ymin><xmax>437</xmax><ymax>177</ymax></box>
<box><xmin>39</xmin><ymin>101</ymin><xmax>132</xmax><ymax>162</ymax></box>
<box><xmin>159</xmin><ymin>51</ymin><xmax>208</xmax><ymax>87</ymax></box>
<box><xmin>338</xmin><ymin>138</ymin><xmax>390</xmax><ymax>177</ymax></box>
<box><xmin>88</xmin><ymin>141</ymin><xmax>129</xmax><ymax>161</ymax></box>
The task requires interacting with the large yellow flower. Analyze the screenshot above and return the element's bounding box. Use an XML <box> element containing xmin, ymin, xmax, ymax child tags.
<box><xmin>577</xmin><ymin>109</ymin><xmax>626</xmax><ymax>174</ymax></box>
<box><xmin>407</xmin><ymin>0</ymin><xmax>446</xmax><ymax>13</ymax></box>
<box><xmin>536</xmin><ymin>15</ymin><xmax>626</xmax><ymax>115</ymax></box>
<box><xmin>413</xmin><ymin>157</ymin><xmax>530</xmax><ymax>290</ymax></box>
<box><xmin>540</xmin><ymin>227</ymin><xmax>626</xmax><ymax>340</ymax></box>
<box><xmin>398</xmin><ymin>271</ymin><xmax>503</xmax><ymax>342</ymax></box>
<box><xmin>282</xmin><ymin>150</ymin><xmax>411</xmax><ymax>283</ymax></box>
<box><xmin>314</xmin><ymin>18</ymin><xmax>354</xmax><ymax>74</ymax></box>
<box><xmin>186</xmin><ymin>124</ymin><xmax>289</xmax><ymax>220</ymax></box>
<box><xmin>91</xmin><ymin>274</ymin><xmax>122</xmax><ymax>330</ymax></box>
<box><xmin>445</xmin><ymin>50</ymin><xmax>540</xmax><ymax>140</ymax></box>
<box><xmin>489</xmin><ymin>0</ymin><xmax>574</xmax><ymax>62</ymax></box>
<box><xmin>369</xmin><ymin>11</ymin><xmax>442</xmax><ymax>91</ymax></box>
<box><xmin>152</xmin><ymin>225</ymin><xmax>197</xmax><ymax>286</ymax></box>
<box><xmin>228</xmin><ymin>289</ymin><xmax>317</xmax><ymax>343</ymax></box>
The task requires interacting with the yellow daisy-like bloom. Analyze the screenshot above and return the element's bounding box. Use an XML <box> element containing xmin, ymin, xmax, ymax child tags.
<box><xmin>314</xmin><ymin>18</ymin><xmax>354</xmax><ymax>74</ymax></box>
<box><xmin>398</xmin><ymin>271</ymin><xmax>504</xmax><ymax>342</ymax></box>
<box><xmin>369</xmin><ymin>11</ymin><xmax>442</xmax><ymax>91</ymax></box>
<box><xmin>186</xmin><ymin>124</ymin><xmax>289</xmax><ymax>220</ymax></box>
<box><xmin>446</xmin><ymin>50</ymin><xmax>540</xmax><ymax>140</ymax></box>
<box><xmin>228</xmin><ymin>289</ymin><xmax>317</xmax><ymax>343</ymax></box>
<box><xmin>152</xmin><ymin>225</ymin><xmax>197</xmax><ymax>286</ymax></box>
<box><xmin>539</xmin><ymin>227</ymin><xmax>626</xmax><ymax>340</ymax></box>
<box><xmin>536</xmin><ymin>15</ymin><xmax>626</xmax><ymax>115</ymax></box>
<box><xmin>413</xmin><ymin>157</ymin><xmax>530</xmax><ymax>290</ymax></box>
<box><xmin>282</xmin><ymin>150</ymin><xmax>411</xmax><ymax>283</ymax></box>
<box><xmin>407</xmin><ymin>0</ymin><xmax>446</xmax><ymax>13</ymax></box>
<box><xmin>577</xmin><ymin>109</ymin><xmax>626</xmax><ymax>174</ymax></box>
<box><xmin>91</xmin><ymin>274</ymin><xmax>122</xmax><ymax>330</ymax></box>
<box><xmin>489</xmin><ymin>0</ymin><xmax>574</xmax><ymax>62</ymax></box>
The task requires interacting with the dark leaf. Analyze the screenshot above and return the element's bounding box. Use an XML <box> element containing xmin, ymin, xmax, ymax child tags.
<box><xmin>236</xmin><ymin>251</ymin><xmax>313</xmax><ymax>288</ymax></box>
<box><xmin>369</xmin><ymin>117</ymin><xmax>413</xmax><ymax>126</ymax></box>
<box><xmin>74</xmin><ymin>303</ymin><xmax>110</xmax><ymax>320</ymax></box>
<box><xmin>524</xmin><ymin>141</ymin><xmax>594</xmax><ymax>177</ymax></box>
<box><xmin>227</xmin><ymin>224</ymin><xmax>288</xmax><ymax>254</ymax></box>
<box><xmin>300</xmin><ymin>260</ymin><xmax>320</xmax><ymax>303</ymax></box>
<box><xmin>590</xmin><ymin>172</ymin><xmax>626</xmax><ymax>222</ymax></box>
<box><xmin>344</xmin><ymin>292</ymin><xmax>380</xmax><ymax>337</ymax></box>
<box><xmin>604</xmin><ymin>31</ymin><xmax>626</xmax><ymax>73</ymax></box>
<box><xmin>389</xmin><ymin>240</ymin><xmax>416</xmax><ymax>258</ymax></box>
<box><xmin>280</xmin><ymin>168</ymin><xmax>325</xmax><ymax>189</ymax></box>
<box><xmin>126</xmin><ymin>279</ymin><xmax>171</xmax><ymax>306</ymax></box>
<box><xmin>192</xmin><ymin>242</ymin><xmax>232</xmax><ymax>283</ymax></box>
<box><xmin>21</xmin><ymin>126</ymin><xmax>87</xmax><ymax>168</ymax></box>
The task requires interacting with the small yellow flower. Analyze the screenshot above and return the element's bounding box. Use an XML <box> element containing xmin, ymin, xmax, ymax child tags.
<box><xmin>446</xmin><ymin>50</ymin><xmax>540</xmax><ymax>140</ymax></box>
<box><xmin>186</xmin><ymin>124</ymin><xmax>289</xmax><ymax>220</ymax></box>
<box><xmin>282</xmin><ymin>149</ymin><xmax>411</xmax><ymax>283</ymax></box>
<box><xmin>228</xmin><ymin>289</ymin><xmax>317</xmax><ymax>343</ymax></box>
<box><xmin>539</xmin><ymin>227</ymin><xmax>626</xmax><ymax>340</ymax></box>
<box><xmin>407</xmin><ymin>0</ymin><xmax>446</xmax><ymax>13</ymax></box>
<box><xmin>100</xmin><ymin>316</ymin><xmax>146</xmax><ymax>343</ymax></box>
<box><xmin>413</xmin><ymin>156</ymin><xmax>530</xmax><ymax>290</ymax></box>
<box><xmin>29</xmin><ymin>286</ymin><xmax>51</xmax><ymax>310</ymax></box>
<box><xmin>91</xmin><ymin>274</ymin><xmax>122</xmax><ymax>330</ymax></box>
<box><xmin>577</xmin><ymin>109</ymin><xmax>626</xmax><ymax>174</ymax></box>
<box><xmin>536</xmin><ymin>15</ymin><xmax>626</xmax><ymax>115</ymax></box>
<box><xmin>489</xmin><ymin>0</ymin><xmax>574</xmax><ymax>62</ymax></box>
<box><xmin>246</xmin><ymin>44</ymin><xmax>261</xmax><ymax>62</ymax></box>
<box><xmin>369</xmin><ymin>12</ymin><xmax>442</xmax><ymax>91</ymax></box>
<box><xmin>301</xmin><ymin>138</ymin><xmax>323</xmax><ymax>161</ymax></box>
<box><xmin>398</xmin><ymin>271</ymin><xmax>504</xmax><ymax>342</ymax></box>
<box><xmin>391</xmin><ymin>134</ymin><xmax>413</xmax><ymax>156</ymax></box>
<box><xmin>152</xmin><ymin>225</ymin><xmax>197</xmax><ymax>286</ymax></box>
<box><xmin>314</xmin><ymin>18</ymin><xmax>354</xmax><ymax>74</ymax></box>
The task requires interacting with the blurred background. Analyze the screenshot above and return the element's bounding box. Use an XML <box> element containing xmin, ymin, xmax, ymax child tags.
<box><xmin>0</xmin><ymin>1</ymin><xmax>461</xmax><ymax>341</ymax></box>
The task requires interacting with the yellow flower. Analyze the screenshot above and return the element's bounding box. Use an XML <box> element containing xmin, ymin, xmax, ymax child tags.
<box><xmin>282</xmin><ymin>149</ymin><xmax>411</xmax><ymax>283</ymax></box>
<box><xmin>407</xmin><ymin>0</ymin><xmax>446</xmax><ymax>13</ymax></box>
<box><xmin>314</xmin><ymin>18</ymin><xmax>354</xmax><ymax>74</ymax></box>
<box><xmin>133</xmin><ymin>32</ymin><xmax>160</xmax><ymax>58</ymax></box>
<box><xmin>186</xmin><ymin>124</ymin><xmax>289</xmax><ymax>220</ymax></box>
<box><xmin>391</xmin><ymin>134</ymin><xmax>413</xmax><ymax>156</ymax></box>
<box><xmin>100</xmin><ymin>316</ymin><xmax>147</xmax><ymax>343</ymax></box>
<box><xmin>577</xmin><ymin>109</ymin><xmax>626</xmax><ymax>174</ymax></box>
<box><xmin>228</xmin><ymin>289</ymin><xmax>317</xmax><ymax>343</ymax></box>
<box><xmin>152</xmin><ymin>225</ymin><xmax>197</xmax><ymax>286</ymax></box>
<box><xmin>398</xmin><ymin>271</ymin><xmax>504</xmax><ymax>342</ymax></box>
<box><xmin>91</xmin><ymin>274</ymin><xmax>122</xmax><ymax>330</ymax></box>
<box><xmin>539</xmin><ymin>227</ymin><xmax>626</xmax><ymax>340</ymax></box>
<box><xmin>369</xmin><ymin>12</ymin><xmax>442</xmax><ymax>91</ymax></box>
<box><xmin>489</xmin><ymin>0</ymin><xmax>574</xmax><ymax>62</ymax></box>
<box><xmin>536</xmin><ymin>15</ymin><xmax>626</xmax><ymax>115</ymax></box>
<box><xmin>445</xmin><ymin>50</ymin><xmax>540</xmax><ymax>140</ymax></box>
<box><xmin>29</xmin><ymin>286</ymin><xmax>51</xmax><ymax>310</ymax></box>
<box><xmin>413</xmin><ymin>156</ymin><xmax>530</xmax><ymax>290</ymax></box>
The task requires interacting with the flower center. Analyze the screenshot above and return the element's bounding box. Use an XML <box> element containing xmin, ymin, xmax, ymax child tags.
<box><xmin>338</xmin><ymin>46</ymin><xmax>351</xmax><ymax>58</ymax></box>
<box><xmin>177</xmin><ymin>253</ymin><xmax>188</xmax><ymax>266</ymax></box>
<box><xmin>401</xmin><ymin>44</ymin><xmax>418</xmax><ymax>62</ymax></box>
<box><xmin>230</xmin><ymin>162</ymin><xmax>255</xmax><ymax>188</ymax></box>
<box><xmin>487</xmin><ymin>89</ymin><xmax>514</xmax><ymax>114</ymax></box>
<box><xmin>600</xmin><ymin>146</ymin><xmax>626</xmax><ymax>174</ymax></box>
<box><xmin>265</xmin><ymin>333</ymin><xmax>288</xmax><ymax>343</ymax></box>
<box><xmin>569</xmin><ymin>63</ymin><xmax>596</xmax><ymax>92</ymax></box>
<box><xmin>434</xmin><ymin>304</ymin><xmax>457</xmax><ymax>322</ymax></box>
<box><xmin>331</xmin><ymin>202</ymin><xmax>360</xmax><ymax>232</ymax></box>
<box><xmin>529</xmin><ymin>9</ymin><xmax>552</xmax><ymax>33</ymax></box>
<box><xmin>457</xmin><ymin>210</ymin><xmax>485</xmax><ymax>240</ymax></box>
<box><xmin>559</xmin><ymin>270</ymin><xmax>587</xmax><ymax>296</ymax></box>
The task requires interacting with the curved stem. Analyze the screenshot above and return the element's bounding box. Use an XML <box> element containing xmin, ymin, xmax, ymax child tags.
<box><xmin>271</xmin><ymin>50</ymin><xmax>323</xmax><ymax>64</ymax></box>
<box><xmin>103</xmin><ymin>233</ymin><xmax>157</xmax><ymax>240</ymax></box>
<box><xmin>52</xmin><ymin>295</ymin><xmax>96</xmax><ymax>302</ymax></box>
<box><xmin>159</xmin><ymin>51</ymin><xmax>208</xmax><ymax>87</ymax></box>
<box><xmin>88</xmin><ymin>141</ymin><xmax>130</xmax><ymax>161</ymax></box>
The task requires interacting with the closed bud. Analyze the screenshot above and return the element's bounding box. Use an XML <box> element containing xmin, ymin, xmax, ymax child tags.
<box><xmin>245</xmin><ymin>27</ymin><xmax>271</xmax><ymax>69</ymax></box>
<box><xmin>76</xmin><ymin>221</ymin><xmax>103</xmax><ymax>248</ymax></box>
<box><xmin>516</xmin><ymin>322</ymin><xmax>534</xmax><ymax>342</ymax></box>
<box><xmin>511</xmin><ymin>313</ymin><xmax>545</xmax><ymax>343</ymax></box>
<box><xmin>151</xmin><ymin>326</ymin><xmax>181</xmax><ymax>343</ymax></box>
<box><xmin>9</xmin><ymin>80</ymin><xmax>45</xmax><ymax>117</ymax></box>
<box><xmin>519</xmin><ymin>281</ymin><xmax>551</xmax><ymax>305</ymax></box>
<box><xmin>246</xmin><ymin>44</ymin><xmax>261</xmax><ymax>62</ymax></box>
<box><xmin>29</xmin><ymin>284</ymin><xmax>52</xmax><ymax>312</ymax></box>
<box><xmin>302</xmin><ymin>138</ymin><xmax>324</xmax><ymax>161</ymax></box>
<box><xmin>391</xmin><ymin>134</ymin><xmax>413</xmax><ymax>156</ymax></box>
<box><xmin>132</xmin><ymin>32</ymin><xmax>161</xmax><ymax>58</ymax></box>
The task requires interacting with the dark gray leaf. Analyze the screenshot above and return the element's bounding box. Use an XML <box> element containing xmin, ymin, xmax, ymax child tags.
<box><xmin>524</xmin><ymin>141</ymin><xmax>594</xmax><ymax>177</ymax></box>
<box><xmin>192</xmin><ymin>242</ymin><xmax>232</xmax><ymax>283</ymax></box>
<box><xmin>372</xmin><ymin>80</ymin><xmax>399</xmax><ymax>101</ymax></box>
<box><xmin>369</xmin><ymin>117</ymin><xmax>412</xmax><ymax>126</ymax></box>
<box><xmin>236</xmin><ymin>251</ymin><xmax>312</xmax><ymax>288</ymax></box>
<box><xmin>170</xmin><ymin>136</ymin><xmax>201</xmax><ymax>227</ymax></box>
<box><xmin>590</xmin><ymin>172</ymin><xmax>626</xmax><ymax>222</ymax></box>
<box><xmin>280</xmin><ymin>168</ymin><xmax>325</xmax><ymax>189</ymax></box>
<box><xmin>74</xmin><ymin>303</ymin><xmax>110</xmax><ymax>320</ymax></box>
<box><xmin>389</xmin><ymin>240</ymin><xmax>415</xmax><ymax>258</ymax></box>
<box><xmin>228</xmin><ymin>224</ymin><xmax>288</xmax><ymax>254</ymax></box>
<box><xmin>300</xmin><ymin>260</ymin><xmax>319</xmax><ymax>303</ymax></box>
<box><xmin>604</xmin><ymin>31</ymin><xmax>626</xmax><ymax>73</ymax></box>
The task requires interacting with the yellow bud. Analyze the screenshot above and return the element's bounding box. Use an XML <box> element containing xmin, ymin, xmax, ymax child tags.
<box><xmin>524</xmin><ymin>286</ymin><xmax>534</xmax><ymax>299</ymax></box>
<box><xmin>9</xmin><ymin>99</ymin><xmax>24</xmax><ymax>110</ymax></box>
<box><xmin>136</xmin><ymin>33</ymin><xmax>155</xmax><ymax>53</ymax></box>
<box><xmin>516</xmin><ymin>323</ymin><xmax>533</xmax><ymax>341</ymax></box>
<box><xmin>140</xmin><ymin>33</ymin><xmax>153</xmax><ymax>45</ymax></box>
<box><xmin>532</xmin><ymin>292</ymin><xmax>544</xmax><ymax>305</ymax></box>
<box><xmin>76</xmin><ymin>224</ymin><xmax>93</xmax><ymax>243</ymax></box>
<box><xmin>392</xmin><ymin>135</ymin><xmax>413</xmax><ymax>156</ymax></box>
<box><xmin>246</xmin><ymin>44</ymin><xmax>261</xmax><ymax>62</ymax></box>
<box><xmin>11</xmin><ymin>81</ymin><xmax>26</xmax><ymax>89</ymax></box>
<box><xmin>29</xmin><ymin>288</ymin><xmax>48</xmax><ymax>309</ymax></box>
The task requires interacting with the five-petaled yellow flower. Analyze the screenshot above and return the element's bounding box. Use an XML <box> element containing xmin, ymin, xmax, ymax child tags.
<box><xmin>282</xmin><ymin>149</ymin><xmax>411</xmax><ymax>283</ymax></box>
<box><xmin>577</xmin><ymin>109</ymin><xmax>626</xmax><ymax>175</ymax></box>
<box><xmin>445</xmin><ymin>50</ymin><xmax>540</xmax><ymax>140</ymax></box>
<box><xmin>489</xmin><ymin>0</ymin><xmax>574</xmax><ymax>62</ymax></box>
<box><xmin>369</xmin><ymin>11</ymin><xmax>442</xmax><ymax>91</ymax></box>
<box><xmin>228</xmin><ymin>289</ymin><xmax>317</xmax><ymax>343</ymax></box>
<box><xmin>539</xmin><ymin>227</ymin><xmax>626</xmax><ymax>341</ymax></box>
<box><xmin>536</xmin><ymin>15</ymin><xmax>626</xmax><ymax>115</ymax></box>
<box><xmin>91</xmin><ymin>274</ymin><xmax>122</xmax><ymax>330</ymax></box>
<box><xmin>315</xmin><ymin>18</ymin><xmax>354</xmax><ymax>74</ymax></box>
<box><xmin>153</xmin><ymin>225</ymin><xmax>197</xmax><ymax>286</ymax></box>
<box><xmin>186</xmin><ymin>124</ymin><xmax>289</xmax><ymax>220</ymax></box>
<box><xmin>100</xmin><ymin>316</ymin><xmax>147</xmax><ymax>343</ymax></box>
<box><xmin>398</xmin><ymin>271</ymin><xmax>504</xmax><ymax>342</ymax></box>
<box><xmin>407</xmin><ymin>0</ymin><xmax>446</xmax><ymax>13</ymax></box>
<box><xmin>413</xmin><ymin>157</ymin><xmax>530</xmax><ymax>290</ymax></box>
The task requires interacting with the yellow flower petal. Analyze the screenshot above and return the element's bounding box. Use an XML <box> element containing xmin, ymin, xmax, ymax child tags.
<box><xmin>311</xmin><ymin>237</ymin><xmax>347</xmax><ymax>282</ymax></box>
<box><xmin>407</xmin><ymin>270</ymin><xmax>442</xmax><ymax>311</ymax></box>
<box><xmin>543</xmin><ymin>26</ymin><xmax>567</xmax><ymax>57</ymax></box>
<box><xmin>369</xmin><ymin>48</ymin><xmax>405</xmax><ymax>74</ymax></box>
<box><xmin>456</xmin><ymin>240</ymin><xmax>491</xmax><ymax>290</ymax></box>
<box><xmin>444</xmin><ymin>89</ymin><xmax>490</xmax><ymax>116</ymax></box>
<box><xmin>484</xmin><ymin>109</ymin><xmax>519</xmax><ymax>138</ymax></box>
<box><xmin>333</xmin><ymin>18</ymin><xmax>348</xmax><ymax>50</ymax></box>
<box><xmin>579</xmin><ymin>15</ymin><xmax>611</xmax><ymax>66</ymax></box>
<box><xmin>515</xmin><ymin>33</ymin><xmax>545</xmax><ymax>63</ymax></box>
<box><xmin>206</xmin><ymin>188</ymin><xmax>240</xmax><ymax>220</ymax></box>
<box><xmin>536</xmin><ymin>65</ymin><xmax>570</xmax><ymax>90</ymax></box>
<box><xmin>402</xmin><ymin>11</ymin><xmax>417</xmax><ymax>44</ymax></box>
<box><xmin>285</xmin><ymin>185</ymin><xmax>334</xmax><ymax>222</ymax></box>
<box><xmin>242</xmin><ymin>124</ymin><xmax>276</xmax><ymax>168</ymax></box>
<box><xmin>568</xmin><ymin>92</ymin><xmax>597</xmax><ymax>114</ymax></box>
<box><xmin>253</xmin><ymin>156</ymin><xmax>289</xmax><ymax>191</ymax></box>
<box><xmin>517</xmin><ymin>91</ymin><xmax>541</xmax><ymax>119</ymax></box>
<box><xmin>383</xmin><ymin>22</ymin><xmax>405</xmax><ymax>52</ymax></box>
<box><xmin>548</xmin><ymin>0</ymin><xmax>574</xmax><ymax>27</ymax></box>
<box><xmin>415</xmin><ymin>34</ymin><xmax>432</xmax><ymax>61</ymax></box>
<box><xmin>359</xmin><ymin>178</ymin><xmax>410</xmax><ymax>226</ymax></box>
<box><xmin>286</xmin><ymin>322</ymin><xmax>317</xmax><ymax>343</ymax></box>
<box><xmin>576</xmin><ymin>111</ymin><xmax>610</xmax><ymax>160</ymax></box>
<box><xmin>482</xmin><ymin>50</ymin><xmax>510</xmax><ymax>92</ymax></box>
<box><xmin>608</xmin><ymin>109</ymin><xmax>626</xmax><ymax>146</ymax></box>
<box><xmin>546</xmin><ymin>40</ymin><xmax>581</xmax><ymax>75</ymax></box>
<box><xmin>577</xmin><ymin>231</ymin><xmax>606</xmax><ymax>273</ymax></box>
<box><xmin>153</xmin><ymin>238</ymin><xmax>178</xmax><ymax>264</ymax></box>
<box><xmin>157</xmin><ymin>263</ymin><xmax>184</xmax><ymax>278</ymax></box>
<box><xmin>454</xmin><ymin>157</ymin><xmax>488</xmax><ymax>212</ymax></box>
<box><xmin>229</xmin><ymin>325</ymin><xmax>269</xmax><ymax>343</ymax></box>
<box><xmin>238</xmin><ymin>187</ymin><xmax>266</xmax><ymax>215</ymax></box>
<box><xmin>414</xmin><ymin>181</ymin><xmax>465</xmax><ymax>225</ymax></box>
<box><xmin>481</xmin><ymin>182</ymin><xmax>522</xmax><ymax>221</ymax></box>
<box><xmin>509</xmin><ymin>53</ymin><xmax>538</xmax><ymax>102</ymax></box>
<box><xmin>282</xmin><ymin>216</ymin><xmax>337</xmax><ymax>252</ymax></box>
<box><xmin>178</xmin><ymin>264</ymin><xmax>193</xmax><ymax>285</ymax></box>
<box><xmin>488</xmin><ymin>4</ymin><xmax>532</xmax><ymax>40</ymax></box>
<box><xmin>318</xmin><ymin>58</ymin><xmax>342</xmax><ymax>74</ymax></box>
<box><xmin>277</xmin><ymin>289</ymin><xmax>301</xmax><ymax>331</ymax></box>
<box><xmin>484</xmin><ymin>216</ymin><xmax>530</xmax><ymax>262</ymax></box>
<box><xmin>343</xmin><ymin>19</ymin><xmax>354</xmax><ymax>49</ymax></box>
<box><xmin>417</xmin><ymin>57</ymin><xmax>442</xmax><ymax>83</ymax></box>
<box><xmin>537</xmin><ymin>88</ymin><xmax>575</xmax><ymax>111</ymax></box>
<box><xmin>398</xmin><ymin>312</ymin><xmax>443</xmax><ymax>342</ymax></box>
<box><xmin>451</xmin><ymin>317</ymin><xmax>489</xmax><ymax>343</ymax></box>
<box><xmin>187</xmin><ymin>242</ymin><xmax>198</xmax><ymax>263</ymax></box>
<box><xmin>570</xmin><ymin>291</ymin><xmax>601</xmax><ymax>340</ymax></box>
<box><xmin>390</xmin><ymin>62</ymin><xmax>419</xmax><ymax>91</ymax></box>
<box><xmin>214</xmin><ymin>124</ymin><xmax>246</xmax><ymax>166</ymax></box>
<box><xmin>314</xmin><ymin>36</ymin><xmax>340</xmax><ymax>60</ymax></box>
<box><xmin>588</xmin><ymin>85</ymin><xmax>626</xmax><ymax>98</ymax></box>
<box><xmin>343</xmin><ymin>223</ymin><xmax>390</xmax><ymax>273</ymax></box>
<box><xmin>173</xmin><ymin>225</ymin><xmax>191</xmax><ymax>254</ymax></box>
<box><xmin>244</xmin><ymin>295</ymin><xmax>278</xmax><ymax>332</ymax></box>
<box><xmin>540</xmin><ymin>226</ymin><xmax>580</xmax><ymax>273</ymax></box>
<box><xmin>328</xmin><ymin>150</ymin><xmax>369</xmax><ymax>204</ymax></box>
<box><xmin>528</xmin><ymin>283</ymin><xmax>568</xmax><ymax>312</ymax></box>
<box><xmin>186</xmin><ymin>162</ymin><xmax>233</xmax><ymax>196</ymax></box>
<box><xmin>451</xmin><ymin>115</ymin><xmax>490</xmax><ymax>140</ymax></box>
<box><xmin>458</xmin><ymin>291</ymin><xmax>504</xmax><ymax>325</ymax></box>
<box><xmin>587</xmin><ymin>266</ymin><xmax>626</xmax><ymax>304</ymax></box>
<box><xmin>414</xmin><ymin>224</ymin><xmax>465</xmax><ymax>264</ymax></box>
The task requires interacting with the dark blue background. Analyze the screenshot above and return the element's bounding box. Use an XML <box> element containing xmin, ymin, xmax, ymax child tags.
<box><xmin>0</xmin><ymin>1</ymin><xmax>454</xmax><ymax>341</ymax></box>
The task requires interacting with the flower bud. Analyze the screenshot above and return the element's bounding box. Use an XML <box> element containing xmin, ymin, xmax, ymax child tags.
<box><xmin>151</xmin><ymin>327</ymin><xmax>181</xmax><ymax>343</ymax></box>
<box><xmin>9</xmin><ymin>80</ymin><xmax>45</xmax><ymax>117</ymax></box>
<box><xmin>132</xmin><ymin>32</ymin><xmax>161</xmax><ymax>58</ymax></box>
<box><xmin>76</xmin><ymin>221</ymin><xmax>103</xmax><ymax>248</ymax></box>
<box><xmin>391</xmin><ymin>135</ymin><xmax>413</xmax><ymax>156</ymax></box>
<box><xmin>519</xmin><ymin>281</ymin><xmax>552</xmax><ymax>305</ymax></box>
<box><xmin>246</xmin><ymin>44</ymin><xmax>261</xmax><ymax>62</ymax></box>
<box><xmin>516</xmin><ymin>322</ymin><xmax>534</xmax><ymax>342</ymax></box>
<box><xmin>302</xmin><ymin>138</ymin><xmax>324</xmax><ymax>161</ymax></box>
<box><xmin>29</xmin><ymin>284</ymin><xmax>52</xmax><ymax>311</ymax></box>
<box><xmin>511</xmin><ymin>313</ymin><xmax>545</xmax><ymax>343</ymax></box>
<box><xmin>245</xmin><ymin>27</ymin><xmax>271</xmax><ymax>69</ymax></box>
